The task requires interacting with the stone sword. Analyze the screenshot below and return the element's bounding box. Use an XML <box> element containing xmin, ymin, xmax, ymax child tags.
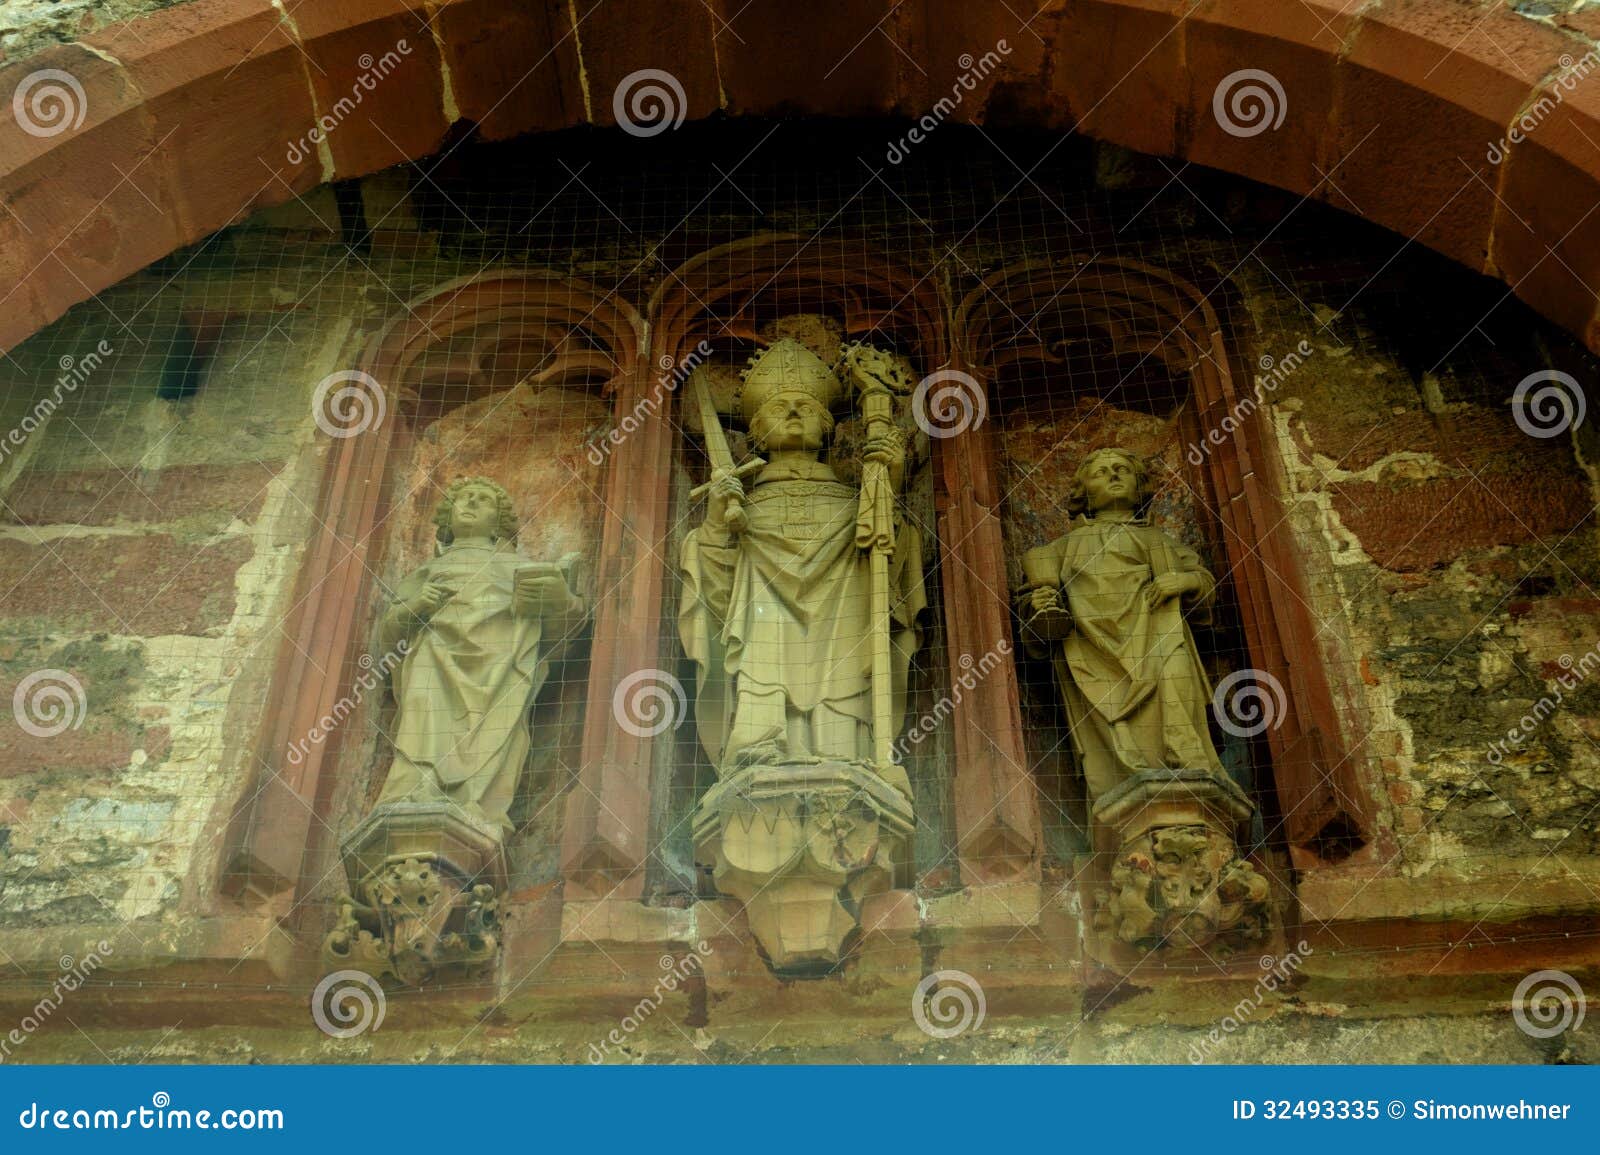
<box><xmin>685</xmin><ymin>367</ymin><xmax>764</xmax><ymax>533</ymax></box>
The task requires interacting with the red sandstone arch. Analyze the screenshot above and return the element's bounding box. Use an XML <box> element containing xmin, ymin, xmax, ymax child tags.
<box><xmin>4</xmin><ymin>1</ymin><xmax>1600</xmax><ymax>357</ymax></box>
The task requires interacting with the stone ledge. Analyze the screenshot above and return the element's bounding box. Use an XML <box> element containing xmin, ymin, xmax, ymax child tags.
<box><xmin>0</xmin><ymin>913</ymin><xmax>292</xmax><ymax>992</ymax></box>
<box><xmin>1298</xmin><ymin>855</ymin><xmax>1600</xmax><ymax>926</ymax></box>
<box><xmin>7</xmin><ymin>992</ymin><xmax>1583</xmax><ymax>1065</ymax></box>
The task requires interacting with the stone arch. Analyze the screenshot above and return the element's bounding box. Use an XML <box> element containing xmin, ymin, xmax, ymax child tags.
<box><xmin>221</xmin><ymin>269</ymin><xmax>646</xmax><ymax>902</ymax></box>
<box><xmin>4</xmin><ymin>1</ymin><xmax>1600</xmax><ymax>355</ymax></box>
<box><xmin>955</xmin><ymin>254</ymin><xmax>1369</xmax><ymax>867</ymax></box>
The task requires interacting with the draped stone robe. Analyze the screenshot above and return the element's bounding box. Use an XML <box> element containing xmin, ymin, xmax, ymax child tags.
<box><xmin>378</xmin><ymin>541</ymin><xmax>558</xmax><ymax>833</ymax></box>
<box><xmin>1032</xmin><ymin>515</ymin><xmax>1224</xmax><ymax>799</ymax></box>
<box><xmin>679</xmin><ymin>459</ymin><xmax>926</xmax><ymax>778</ymax></box>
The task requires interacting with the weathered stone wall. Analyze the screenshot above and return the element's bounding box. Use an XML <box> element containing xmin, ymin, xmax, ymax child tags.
<box><xmin>1238</xmin><ymin>259</ymin><xmax>1600</xmax><ymax>922</ymax></box>
<box><xmin>0</xmin><ymin>253</ymin><xmax>356</xmax><ymax>930</ymax></box>
<box><xmin>0</xmin><ymin>122</ymin><xmax>1594</xmax><ymax>1059</ymax></box>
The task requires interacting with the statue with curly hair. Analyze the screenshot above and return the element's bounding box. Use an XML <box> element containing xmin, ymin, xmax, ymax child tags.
<box><xmin>1017</xmin><ymin>447</ymin><xmax>1224</xmax><ymax>800</ymax></box>
<box><xmin>377</xmin><ymin>476</ymin><xmax>587</xmax><ymax>833</ymax></box>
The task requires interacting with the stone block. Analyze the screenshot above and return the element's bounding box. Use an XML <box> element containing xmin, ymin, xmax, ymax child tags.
<box><xmin>1330</xmin><ymin>473</ymin><xmax>1592</xmax><ymax>571</ymax></box>
<box><xmin>1048</xmin><ymin>0</ymin><xmax>1188</xmax><ymax>157</ymax></box>
<box><xmin>293</xmin><ymin>0</ymin><xmax>452</xmax><ymax>178</ymax></box>
<box><xmin>0</xmin><ymin>532</ymin><xmax>252</xmax><ymax>635</ymax></box>
<box><xmin>579</xmin><ymin>0</ymin><xmax>720</xmax><ymax>130</ymax></box>
<box><xmin>1331</xmin><ymin>1</ymin><xmax>1563</xmax><ymax>276</ymax></box>
<box><xmin>2</xmin><ymin>463</ymin><xmax>281</xmax><ymax>528</ymax></box>
<box><xmin>430</xmin><ymin>0</ymin><xmax>576</xmax><ymax>142</ymax></box>
<box><xmin>1186</xmin><ymin>1</ymin><xmax>1346</xmax><ymax>210</ymax></box>
<box><xmin>719</xmin><ymin>0</ymin><xmax>900</xmax><ymax>117</ymax></box>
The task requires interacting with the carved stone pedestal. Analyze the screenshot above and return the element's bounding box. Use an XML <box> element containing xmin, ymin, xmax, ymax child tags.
<box><xmin>694</xmin><ymin>760</ymin><xmax>913</xmax><ymax>978</ymax></box>
<box><xmin>1090</xmin><ymin>769</ymin><xmax>1270</xmax><ymax>956</ymax></box>
<box><xmin>323</xmin><ymin>802</ymin><xmax>504</xmax><ymax>986</ymax></box>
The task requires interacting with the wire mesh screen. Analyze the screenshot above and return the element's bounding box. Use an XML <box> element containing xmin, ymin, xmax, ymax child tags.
<box><xmin>0</xmin><ymin>117</ymin><xmax>1595</xmax><ymax>998</ymax></box>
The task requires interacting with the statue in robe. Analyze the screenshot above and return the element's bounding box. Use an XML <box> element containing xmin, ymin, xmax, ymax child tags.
<box><xmin>678</xmin><ymin>338</ymin><xmax>927</xmax><ymax>793</ymax></box>
<box><xmin>1016</xmin><ymin>447</ymin><xmax>1223</xmax><ymax>798</ymax></box>
<box><xmin>328</xmin><ymin>475</ymin><xmax>589</xmax><ymax>985</ymax></box>
<box><xmin>1017</xmin><ymin>447</ymin><xmax>1268</xmax><ymax>953</ymax></box>
<box><xmin>679</xmin><ymin>337</ymin><xmax>928</xmax><ymax>974</ymax></box>
<box><xmin>377</xmin><ymin>475</ymin><xmax>588</xmax><ymax>835</ymax></box>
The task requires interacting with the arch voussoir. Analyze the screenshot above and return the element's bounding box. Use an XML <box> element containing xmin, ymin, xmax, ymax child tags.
<box><xmin>3</xmin><ymin>0</ymin><xmax>1600</xmax><ymax>356</ymax></box>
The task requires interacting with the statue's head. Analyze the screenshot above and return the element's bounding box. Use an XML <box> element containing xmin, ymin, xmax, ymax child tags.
<box><xmin>1068</xmin><ymin>447</ymin><xmax>1149</xmax><ymax>517</ymax></box>
<box><xmin>738</xmin><ymin>338</ymin><xmax>841</xmax><ymax>453</ymax></box>
<box><xmin>434</xmin><ymin>476</ymin><xmax>517</xmax><ymax>546</ymax></box>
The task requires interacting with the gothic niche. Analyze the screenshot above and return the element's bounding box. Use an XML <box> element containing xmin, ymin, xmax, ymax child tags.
<box><xmin>322</xmin><ymin>280</ymin><xmax>615</xmax><ymax>986</ymax></box>
<box><xmin>961</xmin><ymin>257</ymin><xmax>1278</xmax><ymax>960</ymax></box>
<box><xmin>1015</xmin><ymin>448</ymin><xmax>1268</xmax><ymax>953</ymax></box>
<box><xmin>678</xmin><ymin>318</ymin><xmax>931</xmax><ymax>976</ymax></box>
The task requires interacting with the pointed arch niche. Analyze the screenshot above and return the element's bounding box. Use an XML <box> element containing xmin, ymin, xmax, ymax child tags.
<box><xmin>221</xmin><ymin>271</ymin><xmax>649</xmax><ymax>924</ymax></box>
<box><xmin>955</xmin><ymin>256</ymin><xmax>1372</xmax><ymax>872</ymax></box>
<box><xmin>645</xmin><ymin>235</ymin><xmax>1042</xmax><ymax>895</ymax></box>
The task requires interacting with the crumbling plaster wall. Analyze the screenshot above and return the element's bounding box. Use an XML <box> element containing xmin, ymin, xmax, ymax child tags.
<box><xmin>0</xmin><ymin>221</ymin><xmax>363</xmax><ymax>930</ymax></box>
<box><xmin>1237</xmin><ymin>262</ymin><xmax>1600</xmax><ymax>915</ymax></box>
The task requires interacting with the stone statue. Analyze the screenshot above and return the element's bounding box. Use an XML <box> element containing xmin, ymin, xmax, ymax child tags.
<box><xmin>680</xmin><ymin>337</ymin><xmax>927</xmax><ymax>974</ymax></box>
<box><xmin>325</xmin><ymin>475</ymin><xmax>588</xmax><ymax>985</ymax></box>
<box><xmin>1017</xmin><ymin>447</ymin><xmax>1268</xmax><ymax>953</ymax></box>
<box><xmin>377</xmin><ymin>475</ymin><xmax>587</xmax><ymax>835</ymax></box>
<box><xmin>1017</xmin><ymin>447</ymin><xmax>1223</xmax><ymax>796</ymax></box>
